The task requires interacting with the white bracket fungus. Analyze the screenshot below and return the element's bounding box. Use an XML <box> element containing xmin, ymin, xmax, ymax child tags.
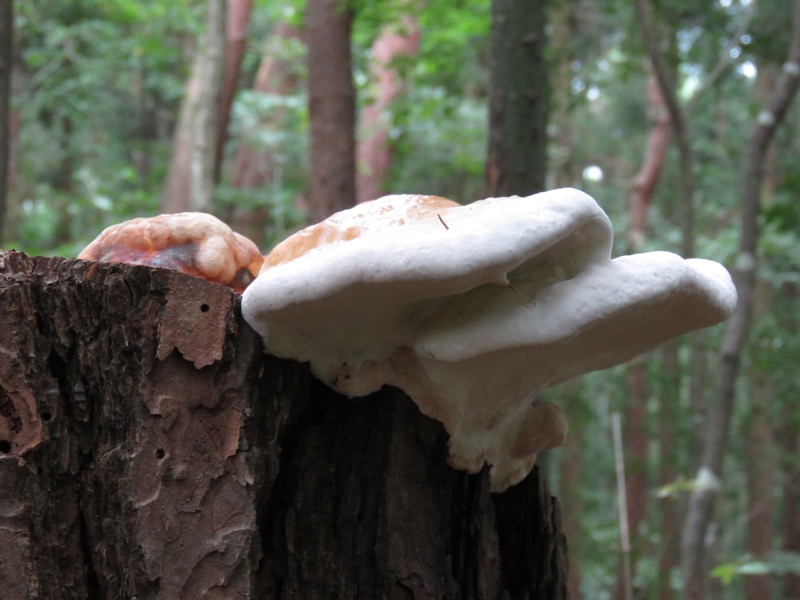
<box><xmin>242</xmin><ymin>188</ymin><xmax>737</xmax><ymax>492</ymax></box>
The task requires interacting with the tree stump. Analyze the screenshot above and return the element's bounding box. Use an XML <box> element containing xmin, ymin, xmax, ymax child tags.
<box><xmin>0</xmin><ymin>250</ymin><xmax>568</xmax><ymax>599</ymax></box>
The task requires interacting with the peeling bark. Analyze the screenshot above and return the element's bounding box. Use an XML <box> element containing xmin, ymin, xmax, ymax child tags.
<box><xmin>0</xmin><ymin>250</ymin><xmax>568</xmax><ymax>599</ymax></box>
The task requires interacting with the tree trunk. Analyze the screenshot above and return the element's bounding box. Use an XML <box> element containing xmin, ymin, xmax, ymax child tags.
<box><xmin>783</xmin><ymin>406</ymin><xmax>800</xmax><ymax>599</ymax></box>
<box><xmin>550</xmin><ymin>0</ymin><xmax>579</xmax><ymax>190</ymax></box>
<box><xmin>228</xmin><ymin>21</ymin><xmax>305</xmax><ymax>247</ymax></box>
<box><xmin>356</xmin><ymin>17</ymin><xmax>420</xmax><ymax>204</ymax></box>
<box><xmin>214</xmin><ymin>0</ymin><xmax>253</xmax><ymax>183</ymax></box>
<box><xmin>614</xmin><ymin>364</ymin><xmax>648</xmax><ymax>600</ymax></box>
<box><xmin>657</xmin><ymin>340</ymin><xmax>681</xmax><ymax>600</ymax></box>
<box><xmin>486</xmin><ymin>0</ymin><xmax>549</xmax><ymax>197</ymax></box>
<box><xmin>627</xmin><ymin>72</ymin><xmax>670</xmax><ymax>251</ymax></box>
<box><xmin>556</xmin><ymin>380</ymin><xmax>584</xmax><ymax>600</ymax></box>
<box><xmin>612</xmin><ymin>67</ymin><xmax>670</xmax><ymax>600</ymax></box>
<box><xmin>744</xmin><ymin>373</ymin><xmax>774</xmax><ymax>600</ymax></box>
<box><xmin>162</xmin><ymin>0</ymin><xmax>226</xmax><ymax>213</ymax></box>
<box><xmin>307</xmin><ymin>0</ymin><xmax>356</xmax><ymax>222</ymax></box>
<box><xmin>0</xmin><ymin>250</ymin><xmax>569</xmax><ymax>599</ymax></box>
<box><xmin>0</xmin><ymin>0</ymin><xmax>12</xmax><ymax>245</ymax></box>
<box><xmin>680</xmin><ymin>1</ymin><xmax>800</xmax><ymax>596</ymax></box>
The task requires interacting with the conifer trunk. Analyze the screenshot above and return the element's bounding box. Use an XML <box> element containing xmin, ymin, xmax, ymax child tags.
<box><xmin>486</xmin><ymin>0</ymin><xmax>548</xmax><ymax>197</ymax></box>
<box><xmin>0</xmin><ymin>250</ymin><xmax>568</xmax><ymax>599</ymax></box>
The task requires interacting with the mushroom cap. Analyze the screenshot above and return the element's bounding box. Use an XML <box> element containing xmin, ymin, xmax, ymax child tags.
<box><xmin>242</xmin><ymin>188</ymin><xmax>737</xmax><ymax>491</ymax></box>
<box><xmin>78</xmin><ymin>212</ymin><xmax>264</xmax><ymax>293</ymax></box>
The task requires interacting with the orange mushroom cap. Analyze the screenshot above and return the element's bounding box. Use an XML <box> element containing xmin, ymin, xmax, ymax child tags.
<box><xmin>78</xmin><ymin>212</ymin><xmax>264</xmax><ymax>293</ymax></box>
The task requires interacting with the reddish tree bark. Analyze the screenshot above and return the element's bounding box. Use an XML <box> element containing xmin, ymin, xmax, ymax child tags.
<box><xmin>228</xmin><ymin>22</ymin><xmax>304</xmax><ymax>246</ymax></box>
<box><xmin>627</xmin><ymin>73</ymin><xmax>671</xmax><ymax>251</ymax></box>
<box><xmin>614</xmin><ymin>66</ymin><xmax>672</xmax><ymax>600</ymax></box>
<box><xmin>0</xmin><ymin>250</ymin><xmax>569</xmax><ymax>599</ymax></box>
<box><xmin>214</xmin><ymin>0</ymin><xmax>253</xmax><ymax>183</ymax></box>
<box><xmin>230</xmin><ymin>23</ymin><xmax>303</xmax><ymax>191</ymax></box>
<box><xmin>307</xmin><ymin>0</ymin><xmax>356</xmax><ymax>222</ymax></box>
<box><xmin>356</xmin><ymin>18</ymin><xmax>420</xmax><ymax>204</ymax></box>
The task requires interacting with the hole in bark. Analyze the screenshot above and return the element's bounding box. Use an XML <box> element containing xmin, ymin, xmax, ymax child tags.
<box><xmin>42</xmin><ymin>411</ymin><xmax>52</xmax><ymax>422</ymax></box>
<box><xmin>155</xmin><ymin>448</ymin><xmax>165</xmax><ymax>459</ymax></box>
<box><xmin>0</xmin><ymin>440</ymin><xmax>11</xmax><ymax>453</ymax></box>
<box><xmin>200</xmin><ymin>303</ymin><xmax>210</xmax><ymax>312</ymax></box>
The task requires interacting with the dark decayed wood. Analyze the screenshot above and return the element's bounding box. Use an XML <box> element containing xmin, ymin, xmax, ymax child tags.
<box><xmin>0</xmin><ymin>250</ymin><xmax>567</xmax><ymax>599</ymax></box>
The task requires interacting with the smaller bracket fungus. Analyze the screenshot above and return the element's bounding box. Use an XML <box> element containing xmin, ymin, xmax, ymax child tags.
<box><xmin>241</xmin><ymin>188</ymin><xmax>737</xmax><ymax>492</ymax></box>
<box><xmin>78</xmin><ymin>212</ymin><xmax>264</xmax><ymax>293</ymax></box>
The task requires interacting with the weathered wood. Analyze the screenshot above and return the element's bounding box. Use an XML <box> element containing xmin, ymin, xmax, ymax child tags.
<box><xmin>0</xmin><ymin>250</ymin><xmax>567</xmax><ymax>599</ymax></box>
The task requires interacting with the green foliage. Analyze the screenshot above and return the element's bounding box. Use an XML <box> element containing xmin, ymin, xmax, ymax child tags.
<box><xmin>388</xmin><ymin>89</ymin><xmax>487</xmax><ymax>201</ymax></box>
<box><xmin>8</xmin><ymin>2</ymin><xmax>800</xmax><ymax>597</ymax></box>
<box><xmin>10</xmin><ymin>0</ymin><xmax>198</xmax><ymax>254</ymax></box>
<box><xmin>712</xmin><ymin>551</ymin><xmax>800</xmax><ymax>585</ymax></box>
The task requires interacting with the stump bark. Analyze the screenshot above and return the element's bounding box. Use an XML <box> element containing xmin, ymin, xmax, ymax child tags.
<box><xmin>0</xmin><ymin>250</ymin><xmax>568</xmax><ymax>599</ymax></box>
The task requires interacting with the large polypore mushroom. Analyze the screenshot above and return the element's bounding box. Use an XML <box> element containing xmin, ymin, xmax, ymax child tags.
<box><xmin>244</xmin><ymin>188</ymin><xmax>736</xmax><ymax>491</ymax></box>
<box><xmin>78</xmin><ymin>212</ymin><xmax>264</xmax><ymax>293</ymax></box>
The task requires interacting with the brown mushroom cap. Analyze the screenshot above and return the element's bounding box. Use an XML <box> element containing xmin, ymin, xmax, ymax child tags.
<box><xmin>78</xmin><ymin>212</ymin><xmax>264</xmax><ymax>293</ymax></box>
<box><xmin>262</xmin><ymin>194</ymin><xmax>459</xmax><ymax>270</ymax></box>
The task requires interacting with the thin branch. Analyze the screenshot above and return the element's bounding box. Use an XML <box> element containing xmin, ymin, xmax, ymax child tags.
<box><xmin>686</xmin><ymin>4</ymin><xmax>756</xmax><ymax>116</ymax></box>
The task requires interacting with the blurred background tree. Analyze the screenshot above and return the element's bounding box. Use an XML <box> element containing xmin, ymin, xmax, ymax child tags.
<box><xmin>4</xmin><ymin>0</ymin><xmax>800</xmax><ymax>598</ymax></box>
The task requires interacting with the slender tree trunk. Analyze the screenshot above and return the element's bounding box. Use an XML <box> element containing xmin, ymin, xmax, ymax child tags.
<box><xmin>0</xmin><ymin>0</ymin><xmax>12</xmax><ymax>245</ymax></box>
<box><xmin>783</xmin><ymin>405</ymin><xmax>800</xmax><ymax>599</ymax></box>
<box><xmin>614</xmin><ymin>365</ymin><xmax>648</xmax><ymax>600</ymax></box>
<box><xmin>632</xmin><ymin>0</ymin><xmax>694</xmax><ymax>259</ymax></box>
<box><xmin>627</xmin><ymin>72</ymin><xmax>670</xmax><ymax>251</ymax></box>
<box><xmin>680</xmin><ymin>2</ymin><xmax>800</xmax><ymax>596</ymax></box>
<box><xmin>657</xmin><ymin>340</ymin><xmax>681</xmax><ymax>600</ymax></box>
<box><xmin>613</xmin><ymin>67</ymin><xmax>671</xmax><ymax>600</ymax></box>
<box><xmin>214</xmin><ymin>0</ymin><xmax>253</xmax><ymax>183</ymax></box>
<box><xmin>550</xmin><ymin>0</ymin><xmax>578</xmax><ymax>189</ymax></box>
<box><xmin>486</xmin><ymin>0</ymin><xmax>549</xmax><ymax>197</ymax></box>
<box><xmin>228</xmin><ymin>22</ymin><xmax>304</xmax><ymax>246</ymax></box>
<box><xmin>230</xmin><ymin>22</ymin><xmax>304</xmax><ymax>190</ymax></box>
<box><xmin>162</xmin><ymin>0</ymin><xmax>226</xmax><ymax>213</ymax></box>
<box><xmin>743</xmin><ymin>110</ymin><xmax>780</xmax><ymax>600</ymax></box>
<box><xmin>307</xmin><ymin>0</ymin><xmax>356</xmax><ymax>222</ymax></box>
<box><xmin>556</xmin><ymin>380</ymin><xmax>584</xmax><ymax>600</ymax></box>
<box><xmin>744</xmin><ymin>366</ymin><xmax>774</xmax><ymax>600</ymax></box>
<box><xmin>632</xmin><ymin>0</ymin><xmax>755</xmax><ymax>471</ymax></box>
<box><xmin>780</xmin><ymin>281</ymin><xmax>800</xmax><ymax>598</ymax></box>
<box><xmin>356</xmin><ymin>17</ymin><xmax>420</xmax><ymax>204</ymax></box>
<box><xmin>550</xmin><ymin>10</ymin><xmax>581</xmax><ymax>594</ymax></box>
<box><xmin>0</xmin><ymin>250</ymin><xmax>568</xmax><ymax>599</ymax></box>
<box><xmin>50</xmin><ymin>115</ymin><xmax>75</xmax><ymax>248</ymax></box>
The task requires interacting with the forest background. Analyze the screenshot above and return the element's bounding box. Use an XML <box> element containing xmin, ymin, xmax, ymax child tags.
<box><xmin>1</xmin><ymin>0</ymin><xmax>800</xmax><ymax>598</ymax></box>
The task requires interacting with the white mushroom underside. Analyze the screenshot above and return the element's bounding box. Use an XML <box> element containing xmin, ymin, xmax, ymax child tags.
<box><xmin>242</xmin><ymin>188</ymin><xmax>737</xmax><ymax>492</ymax></box>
